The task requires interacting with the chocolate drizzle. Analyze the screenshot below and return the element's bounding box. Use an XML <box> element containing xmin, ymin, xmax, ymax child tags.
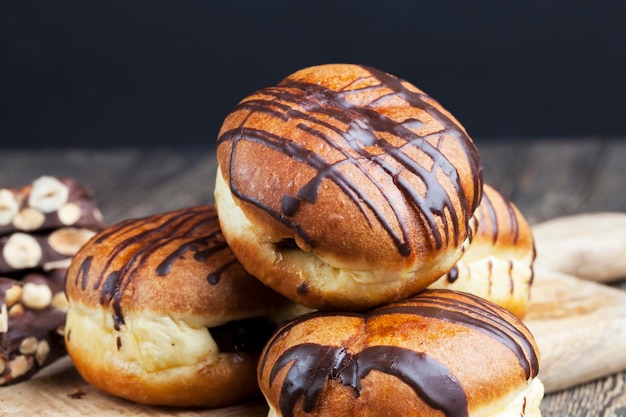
<box><xmin>446</xmin><ymin>265</ymin><xmax>459</xmax><ymax>283</ymax></box>
<box><xmin>75</xmin><ymin>255</ymin><xmax>92</xmax><ymax>290</ymax></box>
<box><xmin>270</xmin><ymin>344</ymin><xmax>467</xmax><ymax>417</ymax></box>
<box><xmin>370</xmin><ymin>291</ymin><xmax>539</xmax><ymax>379</ymax></box>
<box><xmin>218</xmin><ymin>65</ymin><xmax>482</xmax><ymax>255</ymax></box>
<box><xmin>74</xmin><ymin>207</ymin><xmax>237</xmax><ymax>330</ymax></box>
<box><xmin>206</xmin><ymin>258</ymin><xmax>237</xmax><ymax>285</ymax></box>
<box><xmin>506</xmin><ymin>200</ymin><xmax>520</xmax><ymax>244</ymax></box>
<box><xmin>482</xmin><ymin>189</ymin><xmax>500</xmax><ymax>244</ymax></box>
<box><xmin>480</xmin><ymin>187</ymin><xmax>521</xmax><ymax>245</ymax></box>
<box><xmin>261</xmin><ymin>290</ymin><xmax>538</xmax><ymax>417</ymax></box>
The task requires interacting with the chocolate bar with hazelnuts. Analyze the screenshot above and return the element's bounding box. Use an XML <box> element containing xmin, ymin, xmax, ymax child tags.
<box><xmin>0</xmin><ymin>228</ymin><xmax>98</xmax><ymax>275</ymax></box>
<box><xmin>0</xmin><ymin>176</ymin><xmax>104</xmax><ymax>236</ymax></box>
<box><xmin>0</xmin><ymin>269</ymin><xmax>68</xmax><ymax>385</ymax></box>
<box><xmin>0</xmin><ymin>175</ymin><xmax>104</xmax><ymax>385</ymax></box>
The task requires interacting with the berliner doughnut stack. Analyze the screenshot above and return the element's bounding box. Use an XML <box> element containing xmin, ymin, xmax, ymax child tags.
<box><xmin>61</xmin><ymin>64</ymin><xmax>543</xmax><ymax>415</ymax></box>
<box><xmin>0</xmin><ymin>176</ymin><xmax>103</xmax><ymax>385</ymax></box>
<box><xmin>214</xmin><ymin>64</ymin><xmax>543</xmax><ymax>415</ymax></box>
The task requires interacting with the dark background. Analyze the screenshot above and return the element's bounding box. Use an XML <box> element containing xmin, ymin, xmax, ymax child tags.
<box><xmin>2</xmin><ymin>0</ymin><xmax>625</xmax><ymax>149</ymax></box>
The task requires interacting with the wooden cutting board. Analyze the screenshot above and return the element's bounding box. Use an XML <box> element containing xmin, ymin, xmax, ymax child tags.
<box><xmin>1</xmin><ymin>267</ymin><xmax>625</xmax><ymax>416</ymax></box>
<box><xmin>525</xmin><ymin>267</ymin><xmax>626</xmax><ymax>393</ymax></box>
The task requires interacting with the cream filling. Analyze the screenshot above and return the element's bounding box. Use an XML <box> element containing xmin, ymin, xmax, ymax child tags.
<box><xmin>429</xmin><ymin>256</ymin><xmax>533</xmax><ymax>308</ymax></box>
<box><xmin>485</xmin><ymin>378</ymin><xmax>544</xmax><ymax>417</ymax></box>
<box><xmin>215</xmin><ymin>168</ymin><xmax>463</xmax><ymax>287</ymax></box>
<box><xmin>66</xmin><ymin>302</ymin><xmax>220</xmax><ymax>375</ymax></box>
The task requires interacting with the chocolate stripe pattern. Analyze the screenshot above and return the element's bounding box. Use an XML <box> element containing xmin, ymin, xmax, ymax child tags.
<box><xmin>375</xmin><ymin>291</ymin><xmax>540</xmax><ymax>379</ymax></box>
<box><xmin>441</xmin><ymin>185</ymin><xmax>536</xmax><ymax>305</ymax></box>
<box><xmin>476</xmin><ymin>186</ymin><xmax>521</xmax><ymax>245</ymax></box>
<box><xmin>72</xmin><ymin>206</ymin><xmax>235</xmax><ymax>330</ymax></box>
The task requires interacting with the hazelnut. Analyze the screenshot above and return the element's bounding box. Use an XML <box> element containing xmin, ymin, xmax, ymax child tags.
<box><xmin>19</xmin><ymin>336</ymin><xmax>38</xmax><ymax>355</ymax></box>
<box><xmin>28</xmin><ymin>176</ymin><xmax>69</xmax><ymax>213</ymax></box>
<box><xmin>2</xmin><ymin>233</ymin><xmax>42</xmax><ymax>269</ymax></box>
<box><xmin>21</xmin><ymin>282</ymin><xmax>52</xmax><ymax>310</ymax></box>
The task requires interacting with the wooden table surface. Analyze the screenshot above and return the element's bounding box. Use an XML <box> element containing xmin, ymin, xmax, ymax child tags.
<box><xmin>1</xmin><ymin>137</ymin><xmax>625</xmax><ymax>416</ymax></box>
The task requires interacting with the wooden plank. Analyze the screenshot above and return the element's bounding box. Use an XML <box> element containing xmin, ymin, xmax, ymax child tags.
<box><xmin>0</xmin><ymin>149</ymin><xmax>218</xmax><ymax>226</ymax></box>
<box><xmin>516</xmin><ymin>138</ymin><xmax>603</xmax><ymax>223</ymax></box>
<box><xmin>95</xmin><ymin>149</ymin><xmax>209</xmax><ymax>223</ymax></box>
<box><xmin>539</xmin><ymin>371</ymin><xmax>626</xmax><ymax>417</ymax></box>
<box><xmin>476</xmin><ymin>138</ymin><xmax>529</xmax><ymax>198</ymax></box>
<box><xmin>0</xmin><ymin>357</ymin><xmax>268</xmax><ymax>416</ymax></box>
<box><xmin>582</xmin><ymin>139</ymin><xmax>626</xmax><ymax>213</ymax></box>
<box><xmin>0</xmin><ymin>149</ymin><xmax>139</xmax><ymax>189</ymax></box>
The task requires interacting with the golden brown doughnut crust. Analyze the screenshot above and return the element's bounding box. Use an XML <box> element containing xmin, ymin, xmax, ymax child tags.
<box><xmin>258</xmin><ymin>289</ymin><xmax>542</xmax><ymax>417</ymax></box>
<box><xmin>430</xmin><ymin>184</ymin><xmax>536</xmax><ymax>318</ymax></box>
<box><xmin>65</xmin><ymin>206</ymin><xmax>291</xmax><ymax>407</ymax></box>
<box><xmin>463</xmin><ymin>184</ymin><xmax>534</xmax><ymax>265</ymax></box>
<box><xmin>215</xmin><ymin>63</ymin><xmax>483</xmax><ymax>310</ymax></box>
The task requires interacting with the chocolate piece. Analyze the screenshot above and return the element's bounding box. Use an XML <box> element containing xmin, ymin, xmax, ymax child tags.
<box><xmin>0</xmin><ymin>269</ymin><xmax>67</xmax><ymax>386</ymax></box>
<box><xmin>0</xmin><ymin>176</ymin><xmax>103</xmax><ymax>385</ymax></box>
<box><xmin>0</xmin><ymin>228</ymin><xmax>97</xmax><ymax>274</ymax></box>
<box><xmin>0</xmin><ymin>176</ymin><xmax>104</xmax><ymax>236</ymax></box>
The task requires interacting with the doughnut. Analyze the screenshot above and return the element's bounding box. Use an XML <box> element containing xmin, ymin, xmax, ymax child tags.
<box><xmin>429</xmin><ymin>184</ymin><xmax>535</xmax><ymax>318</ymax></box>
<box><xmin>258</xmin><ymin>289</ymin><xmax>543</xmax><ymax>417</ymax></box>
<box><xmin>0</xmin><ymin>269</ymin><xmax>68</xmax><ymax>386</ymax></box>
<box><xmin>215</xmin><ymin>63</ymin><xmax>483</xmax><ymax>310</ymax></box>
<box><xmin>64</xmin><ymin>206</ymin><xmax>294</xmax><ymax>407</ymax></box>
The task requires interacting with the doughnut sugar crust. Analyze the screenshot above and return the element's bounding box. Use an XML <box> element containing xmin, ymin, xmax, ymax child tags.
<box><xmin>258</xmin><ymin>289</ymin><xmax>543</xmax><ymax>417</ymax></box>
<box><xmin>65</xmin><ymin>206</ymin><xmax>292</xmax><ymax>407</ymax></box>
<box><xmin>430</xmin><ymin>184</ymin><xmax>535</xmax><ymax>318</ymax></box>
<box><xmin>215</xmin><ymin>63</ymin><xmax>483</xmax><ymax>310</ymax></box>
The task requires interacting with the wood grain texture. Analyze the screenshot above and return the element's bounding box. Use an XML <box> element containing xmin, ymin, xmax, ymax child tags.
<box><xmin>0</xmin><ymin>138</ymin><xmax>625</xmax><ymax>417</ymax></box>
<box><xmin>0</xmin><ymin>357</ymin><xmax>268</xmax><ymax>417</ymax></box>
<box><xmin>480</xmin><ymin>138</ymin><xmax>626</xmax><ymax>224</ymax></box>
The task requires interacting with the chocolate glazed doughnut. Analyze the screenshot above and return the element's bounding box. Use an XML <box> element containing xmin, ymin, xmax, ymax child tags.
<box><xmin>215</xmin><ymin>64</ymin><xmax>483</xmax><ymax>310</ymax></box>
<box><xmin>430</xmin><ymin>184</ymin><xmax>536</xmax><ymax>318</ymax></box>
<box><xmin>64</xmin><ymin>206</ymin><xmax>293</xmax><ymax>407</ymax></box>
<box><xmin>258</xmin><ymin>289</ymin><xmax>544</xmax><ymax>417</ymax></box>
